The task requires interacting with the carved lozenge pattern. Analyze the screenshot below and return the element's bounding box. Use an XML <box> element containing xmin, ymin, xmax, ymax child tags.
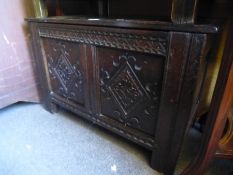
<box><xmin>46</xmin><ymin>41</ymin><xmax>84</xmax><ymax>104</ymax></box>
<box><xmin>108</xmin><ymin>62</ymin><xmax>149</xmax><ymax>115</ymax></box>
<box><xmin>99</xmin><ymin>51</ymin><xmax>164</xmax><ymax>135</ymax></box>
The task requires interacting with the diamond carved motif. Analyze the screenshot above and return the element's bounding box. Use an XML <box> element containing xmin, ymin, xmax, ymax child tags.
<box><xmin>107</xmin><ymin>62</ymin><xmax>149</xmax><ymax>115</ymax></box>
<box><xmin>47</xmin><ymin>42</ymin><xmax>83</xmax><ymax>101</ymax></box>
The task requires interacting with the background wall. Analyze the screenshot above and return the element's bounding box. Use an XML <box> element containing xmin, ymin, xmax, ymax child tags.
<box><xmin>0</xmin><ymin>0</ymin><xmax>40</xmax><ymax>109</ymax></box>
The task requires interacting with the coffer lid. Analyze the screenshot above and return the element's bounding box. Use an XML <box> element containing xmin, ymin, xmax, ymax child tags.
<box><xmin>26</xmin><ymin>17</ymin><xmax>219</xmax><ymax>34</ymax></box>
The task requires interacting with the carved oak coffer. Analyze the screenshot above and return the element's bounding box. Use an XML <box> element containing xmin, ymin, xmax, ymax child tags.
<box><xmin>27</xmin><ymin>18</ymin><xmax>217</xmax><ymax>175</ymax></box>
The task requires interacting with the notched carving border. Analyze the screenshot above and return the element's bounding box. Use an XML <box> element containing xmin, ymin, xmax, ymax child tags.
<box><xmin>39</xmin><ymin>27</ymin><xmax>168</xmax><ymax>56</ymax></box>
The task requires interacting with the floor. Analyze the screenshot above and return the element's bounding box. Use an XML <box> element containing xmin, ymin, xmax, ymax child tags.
<box><xmin>0</xmin><ymin>103</ymin><xmax>232</xmax><ymax>175</ymax></box>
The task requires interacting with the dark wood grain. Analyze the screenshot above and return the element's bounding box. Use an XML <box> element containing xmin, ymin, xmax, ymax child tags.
<box><xmin>151</xmin><ymin>32</ymin><xmax>209</xmax><ymax>174</ymax></box>
<box><xmin>96</xmin><ymin>48</ymin><xmax>164</xmax><ymax>135</ymax></box>
<box><xmin>181</xmin><ymin>19</ymin><xmax>233</xmax><ymax>175</ymax></box>
<box><xmin>26</xmin><ymin>17</ymin><xmax>218</xmax><ymax>34</ymax></box>
<box><xmin>171</xmin><ymin>0</ymin><xmax>198</xmax><ymax>24</ymax></box>
<box><xmin>28</xmin><ymin>16</ymin><xmax>217</xmax><ymax>175</ymax></box>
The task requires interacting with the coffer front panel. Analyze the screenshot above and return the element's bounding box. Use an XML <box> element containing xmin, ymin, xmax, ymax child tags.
<box><xmin>97</xmin><ymin>48</ymin><xmax>165</xmax><ymax>135</ymax></box>
<box><xmin>41</xmin><ymin>39</ymin><xmax>87</xmax><ymax>109</ymax></box>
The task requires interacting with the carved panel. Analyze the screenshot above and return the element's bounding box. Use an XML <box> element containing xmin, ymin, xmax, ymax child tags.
<box><xmin>42</xmin><ymin>39</ymin><xmax>85</xmax><ymax>105</ymax></box>
<box><xmin>107</xmin><ymin>61</ymin><xmax>150</xmax><ymax>115</ymax></box>
<box><xmin>39</xmin><ymin>26</ymin><xmax>168</xmax><ymax>56</ymax></box>
<box><xmin>98</xmin><ymin>48</ymin><xmax>164</xmax><ymax>135</ymax></box>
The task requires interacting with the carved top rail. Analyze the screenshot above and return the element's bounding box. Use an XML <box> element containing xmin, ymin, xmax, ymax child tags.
<box><xmin>38</xmin><ymin>26</ymin><xmax>168</xmax><ymax>56</ymax></box>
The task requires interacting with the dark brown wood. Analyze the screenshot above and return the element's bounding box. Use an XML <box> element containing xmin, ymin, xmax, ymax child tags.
<box><xmin>27</xmin><ymin>17</ymin><xmax>217</xmax><ymax>175</ymax></box>
<box><xmin>171</xmin><ymin>0</ymin><xmax>198</xmax><ymax>24</ymax></box>
<box><xmin>151</xmin><ymin>32</ymin><xmax>209</xmax><ymax>174</ymax></box>
<box><xmin>181</xmin><ymin>19</ymin><xmax>233</xmax><ymax>175</ymax></box>
<box><xmin>29</xmin><ymin>22</ymin><xmax>54</xmax><ymax>112</ymax></box>
<box><xmin>46</xmin><ymin>0</ymin><xmax>100</xmax><ymax>16</ymax></box>
<box><xmin>96</xmin><ymin>48</ymin><xmax>164</xmax><ymax>135</ymax></box>
<box><xmin>107</xmin><ymin>0</ymin><xmax>171</xmax><ymax>20</ymax></box>
<box><xmin>26</xmin><ymin>17</ymin><xmax>218</xmax><ymax>33</ymax></box>
<box><xmin>97</xmin><ymin>0</ymin><xmax>108</xmax><ymax>17</ymax></box>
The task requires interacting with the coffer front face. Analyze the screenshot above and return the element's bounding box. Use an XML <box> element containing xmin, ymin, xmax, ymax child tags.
<box><xmin>97</xmin><ymin>48</ymin><xmax>165</xmax><ymax>135</ymax></box>
<box><xmin>36</xmin><ymin>22</ymin><xmax>168</xmax><ymax>138</ymax></box>
<box><xmin>41</xmin><ymin>38</ymin><xmax>88</xmax><ymax>109</ymax></box>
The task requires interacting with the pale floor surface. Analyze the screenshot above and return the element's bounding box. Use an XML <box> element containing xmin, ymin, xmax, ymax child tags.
<box><xmin>0</xmin><ymin>103</ymin><xmax>159</xmax><ymax>175</ymax></box>
<box><xmin>0</xmin><ymin>103</ymin><xmax>232</xmax><ymax>175</ymax></box>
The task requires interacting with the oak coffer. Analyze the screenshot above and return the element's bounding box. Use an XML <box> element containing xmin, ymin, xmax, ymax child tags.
<box><xmin>27</xmin><ymin>17</ymin><xmax>218</xmax><ymax>174</ymax></box>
